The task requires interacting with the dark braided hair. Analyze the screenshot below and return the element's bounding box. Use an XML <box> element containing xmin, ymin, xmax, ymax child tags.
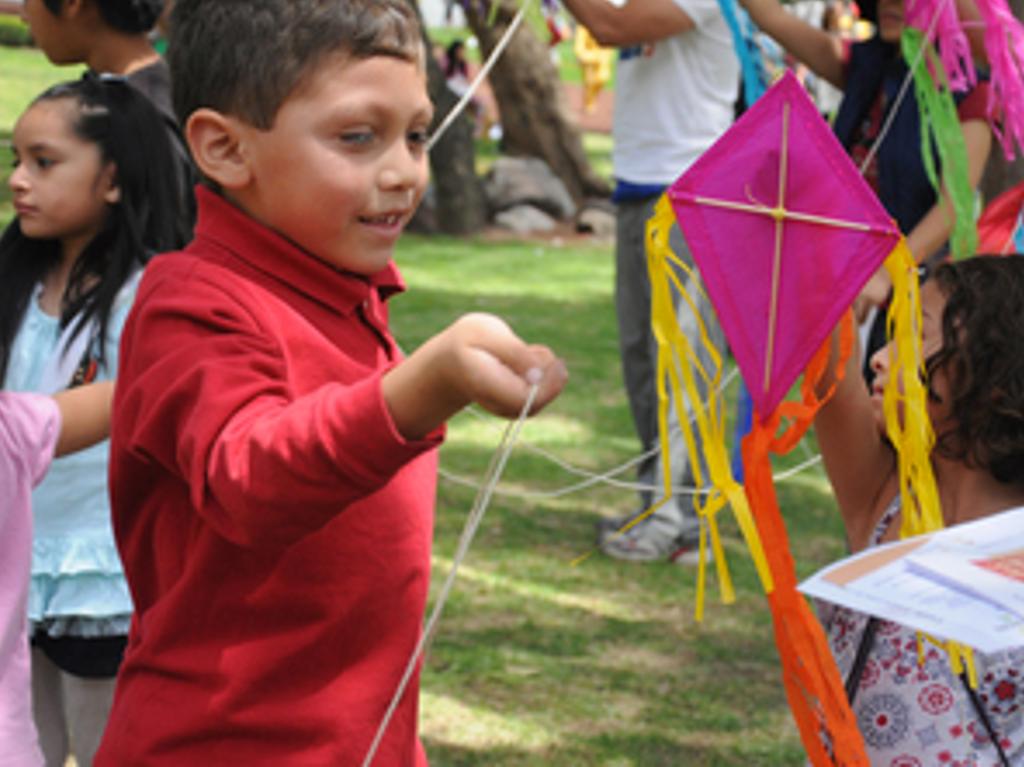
<box><xmin>927</xmin><ymin>256</ymin><xmax>1024</xmax><ymax>488</ymax></box>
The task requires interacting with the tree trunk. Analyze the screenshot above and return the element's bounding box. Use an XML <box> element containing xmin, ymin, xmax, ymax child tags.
<box><xmin>426</xmin><ymin>55</ymin><xmax>490</xmax><ymax>234</ymax></box>
<box><xmin>461</xmin><ymin>0</ymin><xmax>611</xmax><ymax>203</ymax></box>
<box><xmin>407</xmin><ymin>0</ymin><xmax>488</xmax><ymax>234</ymax></box>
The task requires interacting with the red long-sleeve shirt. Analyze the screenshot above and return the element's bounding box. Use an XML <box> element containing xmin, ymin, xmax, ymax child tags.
<box><xmin>97</xmin><ymin>187</ymin><xmax>441</xmax><ymax>766</ymax></box>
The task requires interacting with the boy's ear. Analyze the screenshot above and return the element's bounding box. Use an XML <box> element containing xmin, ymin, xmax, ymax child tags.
<box><xmin>186</xmin><ymin>109</ymin><xmax>253</xmax><ymax>190</ymax></box>
<box><xmin>99</xmin><ymin>162</ymin><xmax>120</xmax><ymax>205</ymax></box>
<box><xmin>103</xmin><ymin>177</ymin><xmax>121</xmax><ymax>205</ymax></box>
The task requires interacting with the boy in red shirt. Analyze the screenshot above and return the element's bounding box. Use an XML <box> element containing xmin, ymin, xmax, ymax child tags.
<box><xmin>97</xmin><ymin>1</ymin><xmax>566</xmax><ymax>764</ymax></box>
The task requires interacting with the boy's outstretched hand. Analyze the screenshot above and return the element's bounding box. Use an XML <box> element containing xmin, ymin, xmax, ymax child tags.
<box><xmin>382</xmin><ymin>313</ymin><xmax>568</xmax><ymax>440</ymax></box>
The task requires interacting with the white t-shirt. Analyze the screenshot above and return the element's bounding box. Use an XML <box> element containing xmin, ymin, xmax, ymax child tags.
<box><xmin>0</xmin><ymin>392</ymin><xmax>57</xmax><ymax>767</ymax></box>
<box><xmin>612</xmin><ymin>0</ymin><xmax>740</xmax><ymax>186</ymax></box>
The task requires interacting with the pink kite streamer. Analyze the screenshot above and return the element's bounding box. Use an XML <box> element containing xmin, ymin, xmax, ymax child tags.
<box><xmin>976</xmin><ymin>0</ymin><xmax>1024</xmax><ymax>159</ymax></box>
<box><xmin>904</xmin><ymin>0</ymin><xmax>976</xmax><ymax>91</ymax></box>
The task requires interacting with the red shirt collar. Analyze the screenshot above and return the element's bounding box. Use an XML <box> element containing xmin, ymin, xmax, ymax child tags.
<box><xmin>189</xmin><ymin>186</ymin><xmax>406</xmax><ymax>314</ymax></box>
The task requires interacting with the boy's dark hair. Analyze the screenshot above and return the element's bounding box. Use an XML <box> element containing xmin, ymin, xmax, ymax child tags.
<box><xmin>168</xmin><ymin>0</ymin><xmax>423</xmax><ymax>130</ymax></box>
<box><xmin>0</xmin><ymin>76</ymin><xmax>189</xmax><ymax>384</ymax></box>
<box><xmin>928</xmin><ymin>256</ymin><xmax>1024</xmax><ymax>488</ymax></box>
<box><xmin>41</xmin><ymin>0</ymin><xmax>165</xmax><ymax>34</ymax></box>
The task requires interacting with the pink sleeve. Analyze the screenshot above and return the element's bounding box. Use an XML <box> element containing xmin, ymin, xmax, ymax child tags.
<box><xmin>0</xmin><ymin>392</ymin><xmax>60</xmax><ymax>489</ymax></box>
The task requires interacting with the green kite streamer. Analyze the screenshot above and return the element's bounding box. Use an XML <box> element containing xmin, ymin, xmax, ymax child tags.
<box><xmin>901</xmin><ymin>27</ymin><xmax>978</xmax><ymax>260</ymax></box>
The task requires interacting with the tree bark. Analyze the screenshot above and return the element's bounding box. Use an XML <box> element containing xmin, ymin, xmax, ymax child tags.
<box><xmin>461</xmin><ymin>0</ymin><xmax>611</xmax><ymax>203</ymax></box>
<box><xmin>408</xmin><ymin>0</ymin><xmax>488</xmax><ymax>234</ymax></box>
<box><xmin>426</xmin><ymin>55</ymin><xmax>490</xmax><ymax>234</ymax></box>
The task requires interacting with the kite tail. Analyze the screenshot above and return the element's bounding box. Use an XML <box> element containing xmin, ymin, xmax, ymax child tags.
<box><xmin>976</xmin><ymin>0</ymin><xmax>1024</xmax><ymax>159</ymax></box>
<box><xmin>648</xmin><ymin>186</ymin><xmax>869</xmax><ymax>761</ymax></box>
<box><xmin>904</xmin><ymin>0</ymin><xmax>976</xmax><ymax>91</ymax></box>
<box><xmin>901</xmin><ymin>28</ymin><xmax>978</xmax><ymax>261</ymax></box>
<box><xmin>645</xmin><ymin>196</ymin><xmax>774</xmax><ymax>621</ymax></box>
<box><xmin>883</xmin><ymin>240</ymin><xmax>979</xmax><ymax>682</ymax></box>
<box><xmin>741</xmin><ymin>313</ymin><xmax>868</xmax><ymax>766</ymax></box>
<box><xmin>882</xmin><ymin>239</ymin><xmax>943</xmax><ymax>537</ymax></box>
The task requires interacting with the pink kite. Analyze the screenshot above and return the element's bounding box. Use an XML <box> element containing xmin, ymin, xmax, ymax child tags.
<box><xmin>667</xmin><ymin>71</ymin><xmax>902</xmax><ymax>417</ymax></box>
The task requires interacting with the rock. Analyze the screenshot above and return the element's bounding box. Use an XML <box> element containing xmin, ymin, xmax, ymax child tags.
<box><xmin>483</xmin><ymin>156</ymin><xmax>576</xmax><ymax>220</ymax></box>
<box><xmin>493</xmin><ymin>204</ymin><xmax>558</xmax><ymax>234</ymax></box>
<box><xmin>575</xmin><ymin>204</ymin><xmax>616</xmax><ymax>238</ymax></box>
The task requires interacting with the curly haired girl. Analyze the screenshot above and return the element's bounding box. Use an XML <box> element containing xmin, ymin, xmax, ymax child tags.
<box><xmin>815</xmin><ymin>255</ymin><xmax>1024</xmax><ymax>765</ymax></box>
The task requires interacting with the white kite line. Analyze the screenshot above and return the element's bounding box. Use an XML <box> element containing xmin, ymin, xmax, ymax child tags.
<box><xmin>427</xmin><ymin>0</ymin><xmax>534</xmax><ymax>152</ymax></box>
<box><xmin>360</xmin><ymin>382</ymin><xmax>540</xmax><ymax>767</ymax></box>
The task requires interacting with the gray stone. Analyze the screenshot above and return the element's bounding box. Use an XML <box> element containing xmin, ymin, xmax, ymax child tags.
<box><xmin>576</xmin><ymin>205</ymin><xmax>616</xmax><ymax>238</ymax></box>
<box><xmin>483</xmin><ymin>156</ymin><xmax>576</xmax><ymax>220</ymax></box>
<box><xmin>493</xmin><ymin>204</ymin><xmax>558</xmax><ymax>234</ymax></box>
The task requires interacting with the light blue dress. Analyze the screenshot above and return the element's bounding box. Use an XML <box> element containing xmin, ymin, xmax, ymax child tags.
<box><xmin>3</xmin><ymin>277</ymin><xmax>139</xmax><ymax>637</ymax></box>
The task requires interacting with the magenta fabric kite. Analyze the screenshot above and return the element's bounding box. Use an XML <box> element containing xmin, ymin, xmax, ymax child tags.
<box><xmin>667</xmin><ymin>72</ymin><xmax>902</xmax><ymax>417</ymax></box>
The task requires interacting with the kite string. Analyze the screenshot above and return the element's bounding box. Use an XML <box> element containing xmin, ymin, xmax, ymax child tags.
<box><xmin>360</xmin><ymin>382</ymin><xmax>541</xmax><ymax>767</ymax></box>
<box><xmin>426</xmin><ymin>0</ymin><xmax>533</xmax><ymax>152</ymax></box>
<box><xmin>361</xmin><ymin>8</ymin><xmax>538</xmax><ymax>761</ymax></box>
<box><xmin>436</xmin><ymin>362</ymin><xmax>823</xmax><ymax>500</ymax></box>
<box><xmin>437</xmin><ymin>450</ymin><xmax>823</xmax><ymax>499</ymax></box>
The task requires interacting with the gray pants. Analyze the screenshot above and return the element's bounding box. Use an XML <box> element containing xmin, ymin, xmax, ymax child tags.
<box><xmin>31</xmin><ymin>648</ymin><xmax>116</xmax><ymax>767</ymax></box>
<box><xmin>615</xmin><ymin>196</ymin><xmax>724</xmax><ymax>534</ymax></box>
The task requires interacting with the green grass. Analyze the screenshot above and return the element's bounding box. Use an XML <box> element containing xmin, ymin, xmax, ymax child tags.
<box><xmin>0</xmin><ymin>45</ymin><xmax>84</xmax><ymax>129</ymax></box>
<box><xmin>391</xmin><ymin>235</ymin><xmax>846</xmax><ymax>765</ymax></box>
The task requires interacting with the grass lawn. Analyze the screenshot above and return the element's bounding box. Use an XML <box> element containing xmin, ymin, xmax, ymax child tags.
<box><xmin>0</xmin><ymin>40</ymin><xmax>847</xmax><ymax>767</ymax></box>
<box><xmin>392</xmin><ymin>234</ymin><xmax>845</xmax><ymax>765</ymax></box>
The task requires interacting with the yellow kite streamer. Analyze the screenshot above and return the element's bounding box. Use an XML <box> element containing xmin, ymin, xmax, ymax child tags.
<box><xmin>645</xmin><ymin>195</ymin><xmax>774</xmax><ymax>621</ymax></box>
<box><xmin>883</xmin><ymin>241</ymin><xmax>977</xmax><ymax>682</ymax></box>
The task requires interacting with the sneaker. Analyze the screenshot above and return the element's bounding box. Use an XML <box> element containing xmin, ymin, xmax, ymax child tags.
<box><xmin>668</xmin><ymin>535</ymin><xmax>714</xmax><ymax>567</ymax></box>
<box><xmin>599</xmin><ymin>516</ymin><xmax>686</xmax><ymax>562</ymax></box>
<box><xmin>594</xmin><ymin>499</ymin><xmax>689</xmax><ymax>545</ymax></box>
<box><xmin>594</xmin><ymin>509</ymin><xmax>644</xmax><ymax>545</ymax></box>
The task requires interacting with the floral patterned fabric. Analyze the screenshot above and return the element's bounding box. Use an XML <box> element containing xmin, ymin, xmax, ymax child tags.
<box><xmin>821</xmin><ymin>500</ymin><xmax>1024</xmax><ymax>766</ymax></box>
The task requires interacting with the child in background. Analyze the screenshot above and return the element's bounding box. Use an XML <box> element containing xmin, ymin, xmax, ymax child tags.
<box><xmin>0</xmin><ymin>383</ymin><xmax>113</xmax><ymax>767</ymax></box>
<box><xmin>443</xmin><ymin>39</ymin><xmax>487</xmax><ymax>135</ymax></box>
<box><xmin>98</xmin><ymin>1</ymin><xmax>567</xmax><ymax>765</ymax></box>
<box><xmin>1</xmin><ymin>77</ymin><xmax>187</xmax><ymax>767</ymax></box>
<box><xmin>21</xmin><ymin>0</ymin><xmax>196</xmax><ymax>237</ymax></box>
<box><xmin>815</xmin><ymin>256</ymin><xmax>1024</xmax><ymax>763</ymax></box>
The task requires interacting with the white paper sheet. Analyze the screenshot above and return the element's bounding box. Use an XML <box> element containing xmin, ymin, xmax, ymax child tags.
<box><xmin>799</xmin><ymin>507</ymin><xmax>1024</xmax><ymax>653</ymax></box>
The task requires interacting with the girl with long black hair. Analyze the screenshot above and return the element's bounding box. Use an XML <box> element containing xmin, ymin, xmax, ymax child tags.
<box><xmin>2</xmin><ymin>75</ymin><xmax>187</xmax><ymax>767</ymax></box>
